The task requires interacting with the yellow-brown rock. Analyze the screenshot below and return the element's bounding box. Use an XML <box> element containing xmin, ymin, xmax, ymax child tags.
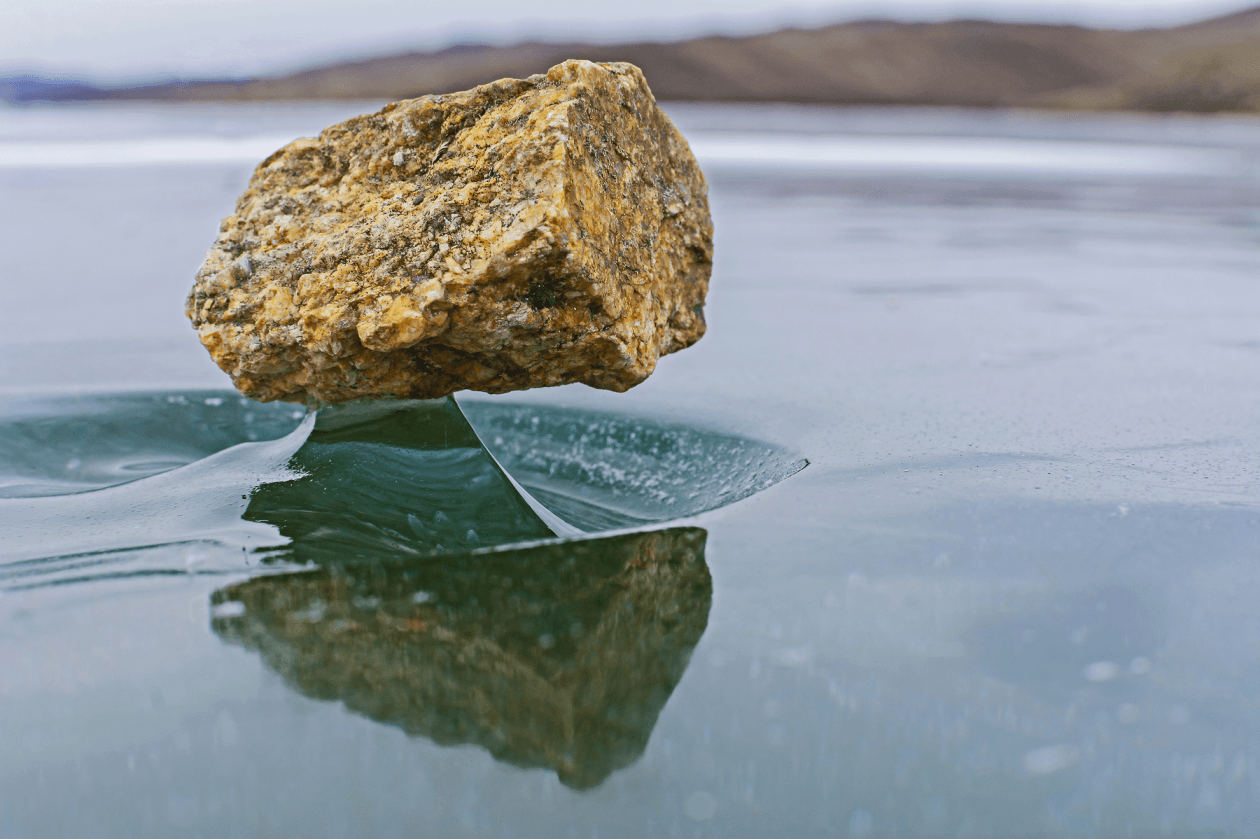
<box><xmin>187</xmin><ymin>60</ymin><xmax>712</xmax><ymax>403</ymax></box>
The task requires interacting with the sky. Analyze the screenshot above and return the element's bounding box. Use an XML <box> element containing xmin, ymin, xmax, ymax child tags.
<box><xmin>2</xmin><ymin>0</ymin><xmax>1253</xmax><ymax>81</ymax></box>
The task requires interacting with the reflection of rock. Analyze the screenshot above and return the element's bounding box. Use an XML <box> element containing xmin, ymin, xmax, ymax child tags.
<box><xmin>211</xmin><ymin>527</ymin><xmax>710</xmax><ymax>789</ymax></box>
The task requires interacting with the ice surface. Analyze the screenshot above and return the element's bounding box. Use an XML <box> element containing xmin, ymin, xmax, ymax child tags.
<box><xmin>0</xmin><ymin>411</ymin><xmax>312</xmax><ymax>573</ymax></box>
<box><xmin>0</xmin><ymin>392</ymin><xmax>794</xmax><ymax>589</ymax></box>
<box><xmin>462</xmin><ymin>401</ymin><xmax>807</xmax><ymax>531</ymax></box>
<box><xmin>0</xmin><ymin>391</ymin><xmax>305</xmax><ymax>498</ymax></box>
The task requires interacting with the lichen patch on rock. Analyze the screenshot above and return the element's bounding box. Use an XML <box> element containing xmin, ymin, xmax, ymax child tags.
<box><xmin>187</xmin><ymin>60</ymin><xmax>713</xmax><ymax>404</ymax></box>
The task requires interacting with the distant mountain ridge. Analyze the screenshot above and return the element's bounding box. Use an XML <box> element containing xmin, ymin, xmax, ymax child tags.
<box><xmin>8</xmin><ymin>7</ymin><xmax>1260</xmax><ymax>112</ymax></box>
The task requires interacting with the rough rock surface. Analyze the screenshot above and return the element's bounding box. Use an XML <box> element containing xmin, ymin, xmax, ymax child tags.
<box><xmin>187</xmin><ymin>60</ymin><xmax>712</xmax><ymax>403</ymax></box>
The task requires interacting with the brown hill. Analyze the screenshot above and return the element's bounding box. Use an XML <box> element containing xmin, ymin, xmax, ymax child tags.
<box><xmin>24</xmin><ymin>7</ymin><xmax>1260</xmax><ymax>112</ymax></box>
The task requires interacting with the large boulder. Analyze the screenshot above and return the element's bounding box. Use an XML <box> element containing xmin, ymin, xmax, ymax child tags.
<box><xmin>187</xmin><ymin>60</ymin><xmax>712</xmax><ymax>404</ymax></box>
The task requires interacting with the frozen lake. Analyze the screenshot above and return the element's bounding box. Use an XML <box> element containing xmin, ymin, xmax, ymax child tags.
<box><xmin>3</xmin><ymin>100</ymin><xmax>1260</xmax><ymax>837</ymax></box>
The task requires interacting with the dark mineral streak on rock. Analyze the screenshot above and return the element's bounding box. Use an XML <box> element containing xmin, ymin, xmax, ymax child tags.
<box><xmin>211</xmin><ymin>527</ymin><xmax>711</xmax><ymax>789</ymax></box>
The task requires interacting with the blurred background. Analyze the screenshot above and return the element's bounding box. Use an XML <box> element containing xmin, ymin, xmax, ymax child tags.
<box><xmin>4</xmin><ymin>0</ymin><xmax>1260</xmax><ymax>109</ymax></box>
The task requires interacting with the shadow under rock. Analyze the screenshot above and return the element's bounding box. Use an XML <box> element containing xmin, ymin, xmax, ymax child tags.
<box><xmin>211</xmin><ymin>526</ymin><xmax>711</xmax><ymax>789</ymax></box>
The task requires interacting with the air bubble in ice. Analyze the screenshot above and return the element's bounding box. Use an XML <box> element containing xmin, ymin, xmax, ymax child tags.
<box><xmin>211</xmin><ymin>601</ymin><xmax>247</xmax><ymax>619</ymax></box>
<box><xmin>1118</xmin><ymin>703</ymin><xmax>1141</xmax><ymax>724</ymax></box>
<box><xmin>847</xmin><ymin>808</ymin><xmax>874</xmax><ymax>838</ymax></box>
<box><xmin>1083</xmin><ymin>661</ymin><xmax>1119</xmax><ymax>682</ymax></box>
<box><xmin>1023</xmin><ymin>744</ymin><xmax>1080</xmax><ymax>775</ymax></box>
<box><xmin>684</xmin><ymin>791</ymin><xmax>718</xmax><ymax>822</ymax></box>
<box><xmin>293</xmin><ymin>601</ymin><xmax>326</xmax><ymax>622</ymax></box>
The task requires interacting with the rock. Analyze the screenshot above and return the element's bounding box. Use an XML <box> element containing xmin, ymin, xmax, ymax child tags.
<box><xmin>187</xmin><ymin>60</ymin><xmax>713</xmax><ymax>404</ymax></box>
